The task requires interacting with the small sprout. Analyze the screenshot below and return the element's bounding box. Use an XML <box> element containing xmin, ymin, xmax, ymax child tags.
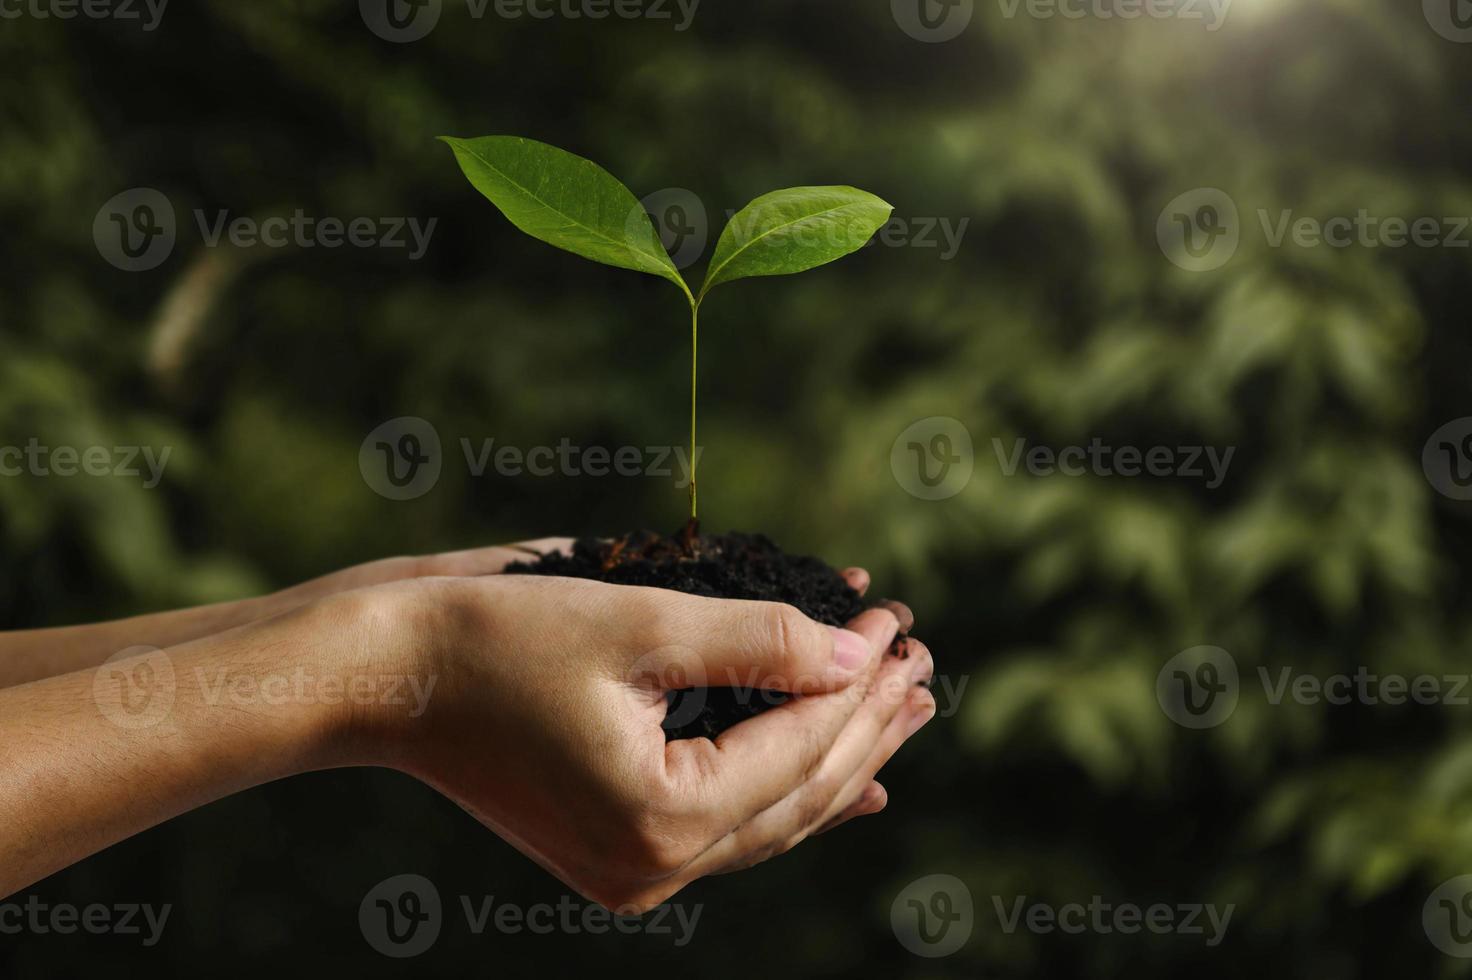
<box><xmin>440</xmin><ymin>135</ymin><xmax>892</xmax><ymax>519</ymax></box>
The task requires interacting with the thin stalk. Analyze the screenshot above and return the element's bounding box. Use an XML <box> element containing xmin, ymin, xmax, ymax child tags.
<box><xmin>689</xmin><ymin>302</ymin><xmax>699</xmax><ymax>519</ymax></box>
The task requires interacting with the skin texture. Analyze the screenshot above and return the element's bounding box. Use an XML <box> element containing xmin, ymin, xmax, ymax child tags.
<box><xmin>0</xmin><ymin>542</ymin><xmax>935</xmax><ymax>909</ymax></box>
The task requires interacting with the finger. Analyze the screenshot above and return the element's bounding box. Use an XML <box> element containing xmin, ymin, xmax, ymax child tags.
<box><xmin>685</xmin><ymin>626</ymin><xmax>923</xmax><ymax>873</ymax></box>
<box><xmin>814</xmin><ymin>781</ymin><xmax>888</xmax><ymax>836</ymax></box>
<box><xmin>841</xmin><ymin>567</ymin><xmax>871</xmax><ymax>597</ymax></box>
<box><xmin>663</xmin><ymin>609</ymin><xmax>901</xmax><ymax>831</ymax></box>
<box><xmin>876</xmin><ymin>599</ymin><xmax>915</xmax><ymax>633</ymax></box>
<box><xmin>812</xmin><ymin>682</ymin><xmax>936</xmax><ymax>833</ymax></box>
<box><xmin>418</xmin><ymin>538</ymin><xmax>575</xmax><ymax>577</ymax></box>
<box><xmin>633</xmin><ymin>594</ymin><xmax>892</xmax><ymax>696</ymax></box>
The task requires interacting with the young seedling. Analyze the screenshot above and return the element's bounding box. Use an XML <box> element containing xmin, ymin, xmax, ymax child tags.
<box><xmin>440</xmin><ymin>135</ymin><xmax>892</xmax><ymax>523</ymax></box>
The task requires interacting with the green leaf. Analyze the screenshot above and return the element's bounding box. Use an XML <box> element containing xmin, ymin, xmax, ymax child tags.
<box><xmin>440</xmin><ymin>135</ymin><xmax>690</xmax><ymax>302</ymax></box>
<box><xmin>698</xmin><ymin>186</ymin><xmax>892</xmax><ymax>301</ymax></box>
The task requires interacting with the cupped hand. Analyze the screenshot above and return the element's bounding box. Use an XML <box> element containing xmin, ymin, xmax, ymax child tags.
<box><xmin>358</xmin><ymin>573</ymin><xmax>935</xmax><ymax>912</ymax></box>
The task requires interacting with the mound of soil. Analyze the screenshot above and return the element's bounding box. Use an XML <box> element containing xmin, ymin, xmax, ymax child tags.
<box><xmin>504</xmin><ymin>522</ymin><xmax>874</xmax><ymax>740</ymax></box>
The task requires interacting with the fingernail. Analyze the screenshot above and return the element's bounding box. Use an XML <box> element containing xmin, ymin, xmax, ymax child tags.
<box><xmin>831</xmin><ymin>627</ymin><xmax>872</xmax><ymax>671</ymax></box>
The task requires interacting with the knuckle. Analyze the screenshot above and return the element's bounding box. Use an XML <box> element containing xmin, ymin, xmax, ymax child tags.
<box><xmin>794</xmin><ymin>724</ymin><xmax>830</xmax><ymax>783</ymax></box>
<box><xmin>799</xmin><ymin>770</ymin><xmax>844</xmax><ymax>822</ymax></box>
<box><xmin>766</xmin><ymin>603</ymin><xmax>820</xmax><ymax>671</ymax></box>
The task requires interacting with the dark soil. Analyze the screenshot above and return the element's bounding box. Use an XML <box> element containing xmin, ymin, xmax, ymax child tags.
<box><xmin>504</xmin><ymin>522</ymin><xmax>874</xmax><ymax>740</ymax></box>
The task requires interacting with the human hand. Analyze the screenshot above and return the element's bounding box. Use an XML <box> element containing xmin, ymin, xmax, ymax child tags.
<box><xmin>357</xmin><ymin>573</ymin><xmax>935</xmax><ymax>912</ymax></box>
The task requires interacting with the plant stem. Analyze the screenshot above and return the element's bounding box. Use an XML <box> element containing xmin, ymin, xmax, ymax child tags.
<box><xmin>689</xmin><ymin>302</ymin><xmax>699</xmax><ymax>519</ymax></box>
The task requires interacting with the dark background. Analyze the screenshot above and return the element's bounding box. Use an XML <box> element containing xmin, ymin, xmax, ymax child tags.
<box><xmin>4</xmin><ymin>0</ymin><xmax>1472</xmax><ymax>975</ymax></box>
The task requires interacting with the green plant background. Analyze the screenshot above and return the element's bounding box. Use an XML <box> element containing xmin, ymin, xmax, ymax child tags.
<box><xmin>3</xmin><ymin>0</ymin><xmax>1471</xmax><ymax>975</ymax></box>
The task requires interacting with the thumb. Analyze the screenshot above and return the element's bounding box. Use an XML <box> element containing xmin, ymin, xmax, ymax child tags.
<box><xmin>625</xmin><ymin>594</ymin><xmax>880</xmax><ymax>697</ymax></box>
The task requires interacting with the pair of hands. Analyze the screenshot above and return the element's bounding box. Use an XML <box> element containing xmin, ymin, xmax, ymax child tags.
<box><xmin>5</xmin><ymin>540</ymin><xmax>936</xmax><ymax>912</ymax></box>
<box><xmin>271</xmin><ymin>541</ymin><xmax>936</xmax><ymax>912</ymax></box>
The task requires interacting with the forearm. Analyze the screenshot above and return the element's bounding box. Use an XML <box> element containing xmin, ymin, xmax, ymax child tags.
<box><xmin>0</xmin><ymin>596</ymin><xmax>275</xmax><ymax>689</ymax></box>
<box><xmin>0</xmin><ymin>597</ymin><xmax>379</xmax><ymax>898</ymax></box>
<box><xmin>0</xmin><ymin>548</ymin><xmax>543</xmax><ymax>689</ymax></box>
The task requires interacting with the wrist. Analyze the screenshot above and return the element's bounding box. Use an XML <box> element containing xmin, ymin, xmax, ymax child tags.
<box><xmin>305</xmin><ymin>580</ymin><xmax>461</xmax><ymax>771</ymax></box>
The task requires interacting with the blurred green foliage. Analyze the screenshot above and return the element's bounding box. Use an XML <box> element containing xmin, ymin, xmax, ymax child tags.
<box><xmin>4</xmin><ymin>0</ymin><xmax>1472</xmax><ymax>976</ymax></box>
